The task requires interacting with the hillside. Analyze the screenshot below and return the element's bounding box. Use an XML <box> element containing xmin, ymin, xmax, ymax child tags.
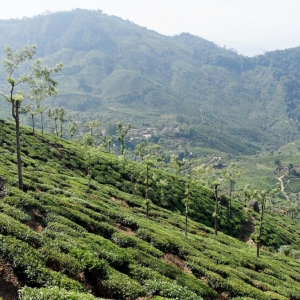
<box><xmin>1</xmin><ymin>120</ymin><xmax>300</xmax><ymax>299</ymax></box>
<box><xmin>1</xmin><ymin>9</ymin><xmax>300</xmax><ymax>156</ymax></box>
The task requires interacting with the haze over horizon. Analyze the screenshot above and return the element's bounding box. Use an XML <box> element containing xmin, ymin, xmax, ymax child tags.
<box><xmin>0</xmin><ymin>0</ymin><xmax>299</xmax><ymax>57</ymax></box>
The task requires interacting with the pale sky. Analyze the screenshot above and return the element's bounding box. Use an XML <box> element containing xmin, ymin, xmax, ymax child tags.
<box><xmin>0</xmin><ymin>0</ymin><xmax>299</xmax><ymax>56</ymax></box>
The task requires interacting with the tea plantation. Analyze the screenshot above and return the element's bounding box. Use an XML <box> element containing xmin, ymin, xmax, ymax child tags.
<box><xmin>1</xmin><ymin>119</ymin><xmax>300</xmax><ymax>300</ymax></box>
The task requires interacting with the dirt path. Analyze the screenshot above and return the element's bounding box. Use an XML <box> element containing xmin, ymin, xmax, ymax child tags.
<box><xmin>277</xmin><ymin>174</ymin><xmax>289</xmax><ymax>201</ymax></box>
<box><xmin>206</xmin><ymin>156</ymin><xmax>221</xmax><ymax>164</ymax></box>
<box><xmin>0</xmin><ymin>259</ymin><xmax>20</xmax><ymax>300</ymax></box>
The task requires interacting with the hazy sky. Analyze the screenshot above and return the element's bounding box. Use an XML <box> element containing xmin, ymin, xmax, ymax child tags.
<box><xmin>0</xmin><ymin>0</ymin><xmax>299</xmax><ymax>56</ymax></box>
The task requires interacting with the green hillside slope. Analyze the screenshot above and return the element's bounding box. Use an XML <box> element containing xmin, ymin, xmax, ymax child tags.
<box><xmin>1</xmin><ymin>120</ymin><xmax>300</xmax><ymax>299</ymax></box>
<box><xmin>1</xmin><ymin>9</ymin><xmax>300</xmax><ymax>156</ymax></box>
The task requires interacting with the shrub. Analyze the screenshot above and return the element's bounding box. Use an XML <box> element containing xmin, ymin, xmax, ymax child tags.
<box><xmin>127</xmin><ymin>248</ymin><xmax>181</xmax><ymax>279</ymax></box>
<box><xmin>19</xmin><ymin>287</ymin><xmax>102</xmax><ymax>300</ymax></box>
<box><xmin>176</xmin><ymin>272</ymin><xmax>218</xmax><ymax>298</ymax></box>
<box><xmin>144</xmin><ymin>278</ymin><xmax>202</xmax><ymax>300</ymax></box>
<box><xmin>136</xmin><ymin>228</ymin><xmax>180</xmax><ymax>254</ymax></box>
<box><xmin>39</xmin><ymin>267</ymin><xmax>83</xmax><ymax>290</ymax></box>
<box><xmin>102</xmin><ymin>268</ymin><xmax>146</xmax><ymax>299</ymax></box>
<box><xmin>69</xmin><ymin>248</ymin><xmax>108</xmax><ymax>280</ymax></box>
<box><xmin>84</xmin><ymin>234</ymin><xmax>133</xmax><ymax>269</ymax></box>
<box><xmin>0</xmin><ymin>235</ymin><xmax>45</xmax><ymax>282</ymax></box>
<box><xmin>226</xmin><ymin>277</ymin><xmax>269</xmax><ymax>299</ymax></box>
<box><xmin>39</xmin><ymin>245</ymin><xmax>84</xmax><ymax>277</ymax></box>
<box><xmin>264</xmin><ymin>291</ymin><xmax>289</xmax><ymax>300</ymax></box>
<box><xmin>0</xmin><ymin>213</ymin><xmax>43</xmax><ymax>248</ymax></box>
<box><xmin>46</xmin><ymin>205</ymin><xmax>115</xmax><ymax>238</ymax></box>
<box><xmin>128</xmin><ymin>263</ymin><xmax>164</xmax><ymax>283</ymax></box>
<box><xmin>0</xmin><ymin>203</ymin><xmax>30</xmax><ymax>223</ymax></box>
<box><xmin>111</xmin><ymin>232</ymin><xmax>163</xmax><ymax>257</ymax></box>
<box><xmin>3</xmin><ymin>189</ymin><xmax>45</xmax><ymax>212</ymax></box>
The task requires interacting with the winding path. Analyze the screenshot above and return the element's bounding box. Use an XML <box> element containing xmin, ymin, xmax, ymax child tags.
<box><xmin>206</xmin><ymin>156</ymin><xmax>221</xmax><ymax>164</ymax></box>
<box><xmin>277</xmin><ymin>174</ymin><xmax>289</xmax><ymax>201</ymax></box>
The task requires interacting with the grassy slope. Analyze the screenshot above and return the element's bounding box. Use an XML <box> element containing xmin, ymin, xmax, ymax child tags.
<box><xmin>1</xmin><ymin>119</ymin><xmax>300</xmax><ymax>299</ymax></box>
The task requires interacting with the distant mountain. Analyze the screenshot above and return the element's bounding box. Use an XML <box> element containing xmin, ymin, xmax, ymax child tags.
<box><xmin>1</xmin><ymin>9</ymin><xmax>300</xmax><ymax>155</ymax></box>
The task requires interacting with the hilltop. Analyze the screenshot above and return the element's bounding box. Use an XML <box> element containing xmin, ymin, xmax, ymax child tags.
<box><xmin>1</xmin><ymin>120</ymin><xmax>300</xmax><ymax>299</ymax></box>
<box><xmin>1</xmin><ymin>9</ymin><xmax>300</xmax><ymax>156</ymax></box>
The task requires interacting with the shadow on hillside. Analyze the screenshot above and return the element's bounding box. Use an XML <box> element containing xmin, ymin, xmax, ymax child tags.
<box><xmin>238</xmin><ymin>209</ymin><xmax>255</xmax><ymax>245</ymax></box>
<box><xmin>0</xmin><ymin>259</ymin><xmax>20</xmax><ymax>300</ymax></box>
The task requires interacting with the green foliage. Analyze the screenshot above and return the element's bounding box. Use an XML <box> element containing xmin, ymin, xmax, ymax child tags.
<box><xmin>111</xmin><ymin>232</ymin><xmax>163</xmax><ymax>257</ymax></box>
<box><xmin>102</xmin><ymin>267</ymin><xmax>145</xmax><ymax>299</ymax></box>
<box><xmin>0</xmin><ymin>213</ymin><xmax>43</xmax><ymax>247</ymax></box>
<box><xmin>144</xmin><ymin>278</ymin><xmax>201</xmax><ymax>300</ymax></box>
<box><xmin>19</xmin><ymin>287</ymin><xmax>104</xmax><ymax>300</ymax></box>
<box><xmin>0</xmin><ymin>120</ymin><xmax>300</xmax><ymax>300</ymax></box>
<box><xmin>226</xmin><ymin>277</ymin><xmax>269</xmax><ymax>299</ymax></box>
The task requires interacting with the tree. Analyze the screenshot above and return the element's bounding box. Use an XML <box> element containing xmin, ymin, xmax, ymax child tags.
<box><xmin>69</xmin><ymin>122</ymin><xmax>79</xmax><ymax>140</ymax></box>
<box><xmin>192</xmin><ymin>162</ymin><xmax>212</xmax><ymax>187</ymax></box>
<box><xmin>117</xmin><ymin>122</ymin><xmax>131</xmax><ymax>156</ymax></box>
<box><xmin>0</xmin><ymin>45</ymin><xmax>62</xmax><ymax>190</ymax></box>
<box><xmin>58</xmin><ymin>107</ymin><xmax>67</xmax><ymax>138</ymax></box>
<box><xmin>182</xmin><ymin>158</ymin><xmax>194</xmax><ymax>237</ymax></box>
<box><xmin>36</xmin><ymin>101</ymin><xmax>48</xmax><ymax>134</ymax></box>
<box><xmin>169</xmin><ymin>154</ymin><xmax>192</xmax><ymax>236</ymax></box>
<box><xmin>85</xmin><ymin>120</ymin><xmax>100</xmax><ymax>137</ymax></box>
<box><xmin>80</xmin><ymin>133</ymin><xmax>98</xmax><ymax>193</ymax></box>
<box><xmin>254</xmin><ymin>187</ymin><xmax>279</xmax><ymax>257</ymax></box>
<box><xmin>192</xmin><ymin>161</ymin><xmax>216</xmax><ymax>234</ymax></box>
<box><xmin>47</xmin><ymin>107</ymin><xmax>60</xmax><ymax>136</ymax></box>
<box><xmin>20</xmin><ymin>102</ymin><xmax>37</xmax><ymax>135</ymax></box>
<box><xmin>222</xmin><ymin>163</ymin><xmax>241</xmax><ymax>216</ymax></box>
<box><xmin>169</xmin><ymin>154</ymin><xmax>185</xmax><ymax>175</ymax></box>
<box><xmin>160</xmin><ymin>178</ymin><xmax>170</xmax><ymax>206</ymax></box>
<box><xmin>101</xmin><ymin>135</ymin><xmax>113</xmax><ymax>153</ymax></box>
<box><xmin>213</xmin><ymin>181</ymin><xmax>221</xmax><ymax>235</ymax></box>
<box><xmin>183</xmin><ymin>181</ymin><xmax>190</xmax><ymax>237</ymax></box>
<box><xmin>241</xmin><ymin>184</ymin><xmax>253</xmax><ymax>207</ymax></box>
<box><xmin>135</xmin><ymin>142</ymin><xmax>162</xmax><ymax>218</ymax></box>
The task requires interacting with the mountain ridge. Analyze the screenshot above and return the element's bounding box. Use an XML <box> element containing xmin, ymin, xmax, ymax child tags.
<box><xmin>1</xmin><ymin>9</ymin><xmax>300</xmax><ymax>157</ymax></box>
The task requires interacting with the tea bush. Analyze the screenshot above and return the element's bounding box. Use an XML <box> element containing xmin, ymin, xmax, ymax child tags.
<box><xmin>144</xmin><ymin>278</ymin><xmax>202</xmax><ymax>300</ymax></box>
<box><xmin>102</xmin><ymin>267</ymin><xmax>146</xmax><ymax>299</ymax></box>
<box><xmin>111</xmin><ymin>232</ymin><xmax>163</xmax><ymax>257</ymax></box>
<box><xmin>0</xmin><ymin>213</ymin><xmax>43</xmax><ymax>247</ymax></box>
<box><xmin>0</xmin><ymin>203</ymin><xmax>31</xmax><ymax>223</ymax></box>
<box><xmin>19</xmin><ymin>287</ymin><xmax>102</xmax><ymax>300</ymax></box>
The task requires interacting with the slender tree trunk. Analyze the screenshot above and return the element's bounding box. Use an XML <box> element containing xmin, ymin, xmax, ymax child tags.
<box><xmin>146</xmin><ymin>202</ymin><xmax>149</xmax><ymax>218</ymax></box>
<box><xmin>54</xmin><ymin>119</ymin><xmax>58</xmax><ymax>136</ymax></box>
<box><xmin>146</xmin><ymin>164</ymin><xmax>149</xmax><ymax>218</ymax></box>
<box><xmin>40</xmin><ymin>112</ymin><xmax>44</xmax><ymax>134</ymax></box>
<box><xmin>257</xmin><ymin>195</ymin><xmax>265</xmax><ymax>258</ymax></box>
<box><xmin>31</xmin><ymin>114</ymin><xmax>35</xmax><ymax>135</ymax></box>
<box><xmin>60</xmin><ymin>122</ymin><xmax>63</xmax><ymax>138</ymax></box>
<box><xmin>146</xmin><ymin>164</ymin><xmax>149</xmax><ymax>200</ymax></box>
<box><xmin>185</xmin><ymin>183</ymin><xmax>189</xmax><ymax>237</ymax></box>
<box><xmin>214</xmin><ymin>184</ymin><xmax>219</xmax><ymax>235</ymax></box>
<box><xmin>12</xmin><ymin>101</ymin><xmax>23</xmax><ymax>191</ymax></box>
<box><xmin>229</xmin><ymin>180</ymin><xmax>233</xmax><ymax>216</ymax></box>
<box><xmin>121</xmin><ymin>140</ymin><xmax>124</xmax><ymax>156</ymax></box>
<box><xmin>87</xmin><ymin>163</ymin><xmax>91</xmax><ymax>193</ymax></box>
<box><xmin>185</xmin><ymin>203</ymin><xmax>188</xmax><ymax>237</ymax></box>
